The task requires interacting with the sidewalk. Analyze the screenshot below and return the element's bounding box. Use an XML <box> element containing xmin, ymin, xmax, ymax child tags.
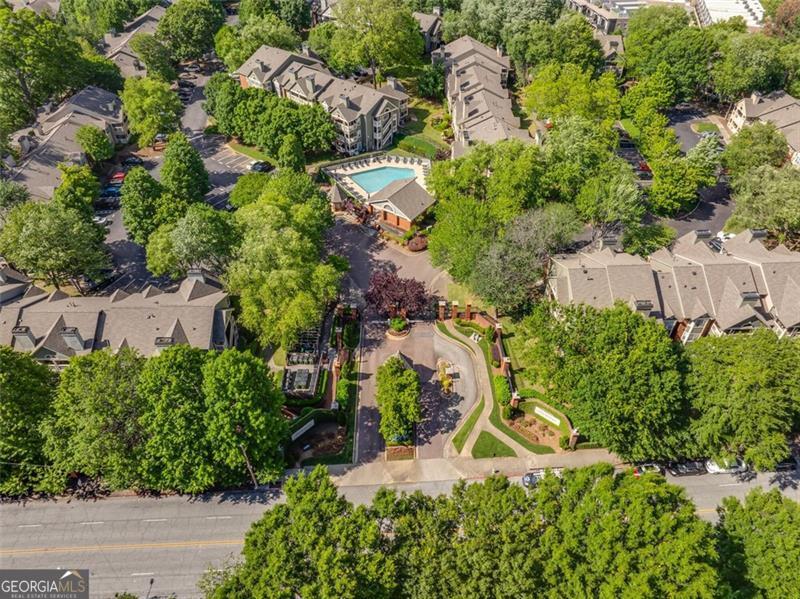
<box><xmin>328</xmin><ymin>449</ymin><xmax>621</xmax><ymax>488</ymax></box>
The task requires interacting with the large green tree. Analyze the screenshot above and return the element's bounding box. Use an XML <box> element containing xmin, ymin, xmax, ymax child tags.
<box><xmin>206</xmin><ymin>465</ymin><xmax>721</xmax><ymax>597</ymax></box>
<box><xmin>201</xmin><ymin>349</ymin><xmax>287</xmax><ymax>485</ymax></box>
<box><xmin>120</xmin><ymin>76</ymin><xmax>182</xmax><ymax>146</ymax></box>
<box><xmin>722</xmin><ymin>121</ymin><xmax>789</xmax><ymax>182</ymax></box>
<box><xmin>146</xmin><ymin>204</ymin><xmax>239</xmax><ymax>278</ymax></box>
<box><xmin>206</xmin><ymin>467</ymin><xmax>397</xmax><ymax>597</ymax></box>
<box><xmin>0</xmin><ymin>202</ymin><xmax>109</xmax><ymax>291</ymax></box>
<box><xmin>52</xmin><ymin>163</ymin><xmax>101</xmax><ymax>221</ymax></box>
<box><xmin>156</xmin><ymin>0</ymin><xmax>225</xmax><ymax>60</ymax></box>
<box><xmin>60</xmin><ymin>0</ymin><xmax>157</xmax><ymax>41</ymax></box>
<box><xmin>575</xmin><ymin>157</ymin><xmax>644</xmax><ymax>242</ymax></box>
<box><xmin>442</xmin><ymin>0</ymin><xmax>562</xmax><ymax>48</ymax></box>
<box><xmin>686</xmin><ymin>331</ymin><xmax>800</xmax><ymax>470</ymax></box>
<box><xmin>161</xmin><ymin>132</ymin><xmax>210</xmax><ymax>203</ymax></box>
<box><xmin>523</xmin><ymin>64</ymin><xmax>620</xmax><ymax>129</ymax></box>
<box><xmin>507</xmin><ymin>13</ymin><xmax>604</xmax><ymax>81</ymax></box>
<box><xmin>225</xmin><ymin>171</ymin><xmax>340</xmax><ymax>348</ymax></box>
<box><xmin>330</xmin><ymin>0</ymin><xmax>423</xmax><ymax>86</ymax></box>
<box><xmin>716</xmin><ymin>489</ymin><xmax>800</xmax><ymax>598</ymax></box>
<box><xmin>376</xmin><ymin>355</ymin><xmax>421</xmax><ymax>443</ymax></box>
<box><xmin>228</xmin><ymin>172</ymin><xmax>272</xmax><ymax>208</ymax></box>
<box><xmin>727</xmin><ymin>164</ymin><xmax>800</xmax><ymax>243</ymax></box>
<box><xmin>0</xmin><ymin>347</ymin><xmax>54</xmax><ymax>496</ymax></box>
<box><xmin>214</xmin><ymin>15</ymin><xmax>300</xmax><ymax>70</ymax></box>
<box><xmin>0</xmin><ymin>180</ymin><xmax>29</xmax><ymax>225</ymax></box>
<box><xmin>129</xmin><ymin>33</ymin><xmax>176</xmax><ymax>82</ymax></box>
<box><xmin>76</xmin><ymin>125</ymin><xmax>114</xmax><ymax>164</ymax></box>
<box><xmin>121</xmin><ymin>166</ymin><xmax>166</xmax><ymax>245</ymax></box>
<box><xmin>428</xmin><ymin>140</ymin><xmax>547</xmax><ymax>282</ymax></box>
<box><xmin>712</xmin><ymin>33</ymin><xmax>784</xmax><ymax>103</ymax></box>
<box><xmin>520</xmin><ymin>302</ymin><xmax>690</xmax><ymax>461</ymax></box>
<box><xmin>470</xmin><ymin>203</ymin><xmax>581</xmax><ymax>313</ymax></box>
<box><xmin>137</xmin><ymin>345</ymin><xmax>213</xmax><ymax>493</ymax></box>
<box><xmin>41</xmin><ymin>348</ymin><xmax>146</xmax><ymax>490</ymax></box>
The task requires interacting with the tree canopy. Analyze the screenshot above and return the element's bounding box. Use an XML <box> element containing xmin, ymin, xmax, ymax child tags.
<box><xmin>0</xmin><ymin>347</ymin><xmax>54</xmax><ymax>496</ymax></box>
<box><xmin>214</xmin><ymin>15</ymin><xmax>300</xmax><ymax>70</ymax></box>
<box><xmin>120</xmin><ymin>76</ymin><xmax>182</xmax><ymax>146</ymax></box>
<box><xmin>518</xmin><ymin>302</ymin><xmax>690</xmax><ymax>461</ymax></box>
<box><xmin>376</xmin><ymin>355</ymin><xmax>422</xmax><ymax>443</ymax></box>
<box><xmin>156</xmin><ymin>0</ymin><xmax>225</xmax><ymax>60</ymax></box>
<box><xmin>76</xmin><ymin>125</ymin><xmax>114</xmax><ymax>164</ymax></box>
<box><xmin>722</xmin><ymin>121</ymin><xmax>789</xmax><ymax>182</ymax></box>
<box><xmin>366</xmin><ymin>271</ymin><xmax>430</xmax><ymax>317</ymax></box>
<box><xmin>0</xmin><ymin>202</ymin><xmax>109</xmax><ymax>291</ymax></box>
<box><xmin>727</xmin><ymin>164</ymin><xmax>800</xmax><ymax>243</ymax></box>
<box><xmin>205</xmin><ymin>465</ymin><xmax>722</xmax><ymax>597</ymax></box>
<box><xmin>686</xmin><ymin>331</ymin><xmax>800</xmax><ymax>471</ymax></box>
<box><xmin>129</xmin><ymin>33</ymin><xmax>177</xmax><ymax>82</ymax></box>
<box><xmin>161</xmin><ymin>132</ymin><xmax>210</xmax><ymax>203</ymax></box>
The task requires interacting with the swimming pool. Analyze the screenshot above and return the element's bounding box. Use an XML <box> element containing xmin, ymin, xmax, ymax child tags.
<box><xmin>349</xmin><ymin>166</ymin><xmax>416</xmax><ymax>194</ymax></box>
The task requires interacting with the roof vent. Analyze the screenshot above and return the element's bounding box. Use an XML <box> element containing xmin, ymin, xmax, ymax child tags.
<box><xmin>750</xmin><ymin>229</ymin><xmax>768</xmax><ymax>239</ymax></box>
<box><xmin>634</xmin><ymin>299</ymin><xmax>653</xmax><ymax>313</ymax></box>
<box><xmin>695</xmin><ymin>229</ymin><xmax>712</xmax><ymax>239</ymax></box>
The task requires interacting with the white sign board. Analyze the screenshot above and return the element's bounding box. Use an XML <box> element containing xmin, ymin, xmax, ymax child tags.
<box><xmin>534</xmin><ymin>406</ymin><xmax>560</xmax><ymax>427</ymax></box>
<box><xmin>291</xmin><ymin>419</ymin><xmax>315</xmax><ymax>441</ymax></box>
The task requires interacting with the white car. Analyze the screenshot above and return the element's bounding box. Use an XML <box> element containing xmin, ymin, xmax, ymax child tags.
<box><xmin>92</xmin><ymin>216</ymin><xmax>109</xmax><ymax>226</ymax></box>
<box><xmin>705</xmin><ymin>457</ymin><xmax>747</xmax><ymax>474</ymax></box>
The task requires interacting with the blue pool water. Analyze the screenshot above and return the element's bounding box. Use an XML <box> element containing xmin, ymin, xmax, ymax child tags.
<box><xmin>350</xmin><ymin>166</ymin><xmax>416</xmax><ymax>194</ymax></box>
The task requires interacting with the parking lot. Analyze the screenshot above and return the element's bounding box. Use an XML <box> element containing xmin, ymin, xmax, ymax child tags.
<box><xmin>95</xmin><ymin>61</ymin><xmax>255</xmax><ymax>294</ymax></box>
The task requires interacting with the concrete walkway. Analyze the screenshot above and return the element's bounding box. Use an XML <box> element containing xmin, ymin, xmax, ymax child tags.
<box><xmin>435</xmin><ymin>321</ymin><xmax>536</xmax><ymax>458</ymax></box>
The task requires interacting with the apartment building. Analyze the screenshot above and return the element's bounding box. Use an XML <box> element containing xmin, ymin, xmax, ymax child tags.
<box><xmin>432</xmin><ymin>36</ymin><xmax>530</xmax><ymax>157</ymax></box>
<box><xmin>727</xmin><ymin>90</ymin><xmax>800</xmax><ymax>166</ymax></box>
<box><xmin>694</xmin><ymin>0</ymin><xmax>764</xmax><ymax>27</ymax></box>
<box><xmin>235</xmin><ymin>46</ymin><xmax>409</xmax><ymax>155</ymax></box>
<box><xmin>6</xmin><ymin>86</ymin><xmax>129</xmax><ymax>198</ymax></box>
<box><xmin>413</xmin><ymin>10</ymin><xmax>443</xmax><ymax>54</ymax></box>
<box><xmin>548</xmin><ymin>230</ymin><xmax>800</xmax><ymax>342</ymax></box>
<box><xmin>0</xmin><ymin>273</ymin><xmax>238</xmax><ymax>368</ymax></box>
<box><xmin>100</xmin><ymin>4</ymin><xmax>167</xmax><ymax>78</ymax></box>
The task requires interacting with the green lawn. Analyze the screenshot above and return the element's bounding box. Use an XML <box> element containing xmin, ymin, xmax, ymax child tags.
<box><xmin>271</xmin><ymin>346</ymin><xmax>287</xmax><ymax>367</ymax></box>
<box><xmin>471</xmin><ymin>431</ymin><xmax>516</xmax><ymax>458</ymax></box>
<box><xmin>391</xmin><ymin>102</ymin><xmax>449</xmax><ymax>158</ymax></box>
<box><xmin>694</xmin><ymin>122</ymin><xmax>720</xmax><ymax>134</ymax></box>
<box><xmin>452</xmin><ymin>395</ymin><xmax>485</xmax><ymax>453</ymax></box>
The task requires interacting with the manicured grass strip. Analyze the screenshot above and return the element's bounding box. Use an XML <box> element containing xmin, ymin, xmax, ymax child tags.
<box><xmin>452</xmin><ymin>395</ymin><xmax>485</xmax><ymax>453</ymax></box>
<box><xmin>435</xmin><ymin>322</ymin><xmax>473</xmax><ymax>353</ymax></box>
<box><xmin>471</xmin><ymin>431</ymin><xmax>516</xmax><ymax>458</ymax></box>
<box><xmin>619</xmin><ymin>118</ymin><xmax>641</xmax><ymax>139</ymax></box>
<box><xmin>695</xmin><ymin>122</ymin><xmax>719</xmax><ymax>134</ymax></box>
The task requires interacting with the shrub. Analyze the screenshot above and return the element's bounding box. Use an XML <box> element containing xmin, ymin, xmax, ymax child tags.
<box><xmin>343</xmin><ymin>321</ymin><xmax>360</xmax><ymax>349</ymax></box>
<box><xmin>407</xmin><ymin>236</ymin><xmax>428</xmax><ymax>252</ymax></box>
<box><xmin>493</xmin><ymin>375</ymin><xmax>512</xmax><ymax>406</ymax></box>
<box><xmin>390</xmin><ymin>317</ymin><xmax>408</xmax><ymax>332</ymax></box>
<box><xmin>559</xmin><ymin>435</ymin><xmax>571</xmax><ymax>450</ymax></box>
<box><xmin>491</xmin><ymin>359</ymin><xmax>500</xmax><ymax>368</ymax></box>
<box><xmin>301</xmin><ymin>407</ymin><xmax>313</xmax><ymax>417</ymax></box>
<box><xmin>501</xmin><ymin>404</ymin><xmax>514</xmax><ymax>420</ymax></box>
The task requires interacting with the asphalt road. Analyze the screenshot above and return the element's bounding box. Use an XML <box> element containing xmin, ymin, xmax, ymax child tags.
<box><xmin>1</xmin><ymin>471</ymin><xmax>797</xmax><ymax>598</ymax></box>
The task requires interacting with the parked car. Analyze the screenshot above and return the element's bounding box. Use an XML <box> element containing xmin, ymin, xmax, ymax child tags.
<box><xmin>666</xmin><ymin>460</ymin><xmax>707</xmax><ymax>477</ymax></box>
<box><xmin>109</xmin><ymin>171</ymin><xmax>126</xmax><ymax>184</ymax></box>
<box><xmin>250</xmin><ymin>161</ymin><xmax>273</xmax><ymax>173</ymax></box>
<box><xmin>153</xmin><ymin>133</ymin><xmax>169</xmax><ymax>150</ymax></box>
<box><xmin>637</xmin><ymin>160</ymin><xmax>651</xmax><ymax>172</ymax></box>
<box><xmin>178</xmin><ymin>80</ymin><xmax>195</xmax><ymax>89</ymax></box>
<box><xmin>100</xmin><ymin>184</ymin><xmax>122</xmax><ymax>197</ymax></box>
<box><xmin>705</xmin><ymin>457</ymin><xmax>748</xmax><ymax>475</ymax></box>
<box><xmin>183</xmin><ymin>63</ymin><xmax>201</xmax><ymax>73</ymax></box>
<box><xmin>522</xmin><ymin>470</ymin><xmax>546</xmax><ymax>488</ymax></box>
<box><xmin>92</xmin><ymin>216</ymin><xmax>109</xmax><ymax>226</ymax></box>
<box><xmin>121</xmin><ymin>155</ymin><xmax>143</xmax><ymax>168</ymax></box>
<box><xmin>632</xmin><ymin>463</ymin><xmax>664</xmax><ymax>478</ymax></box>
<box><xmin>179</xmin><ymin>72</ymin><xmax>197</xmax><ymax>80</ymax></box>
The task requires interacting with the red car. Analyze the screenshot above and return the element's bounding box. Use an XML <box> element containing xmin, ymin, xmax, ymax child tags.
<box><xmin>109</xmin><ymin>171</ymin><xmax>126</xmax><ymax>184</ymax></box>
<box><xmin>637</xmin><ymin>161</ymin><xmax>651</xmax><ymax>172</ymax></box>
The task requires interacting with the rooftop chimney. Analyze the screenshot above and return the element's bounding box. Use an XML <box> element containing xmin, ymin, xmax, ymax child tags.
<box><xmin>60</xmin><ymin>326</ymin><xmax>84</xmax><ymax>351</ymax></box>
<box><xmin>187</xmin><ymin>269</ymin><xmax>206</xmax><ymax>283</ymax></box>
<box><xmin>750</xmin><ymin>229</ymin><xmax>768</xmax><ymax>239</ymax></box>
<box><xmin>695</xmin><ymin>229</ymin><xmax>712</xmax><ymax>239</ymax></box>
<box><xmin>740</xmin><ymin>291</ymin><xmax>761</xmax><ymax>307</ymax></box>
<box><xmin>301</xmin><ymin>42</ymin><xmax>310</xmax><ymax>56</ymax></box>
<box><xmin>633</xmin><ymin>299</ymin><xmax>653</xmax><ymax>314</ymax></box>
<box><xmin>12</xmin><ymin>326</ymin><xmax>35</xmax><ymax>350</ymax></box>
<box><xmin>432</xmin><ymin>5</ymin><xmax>441</xmax><ymax>15</ymax></box>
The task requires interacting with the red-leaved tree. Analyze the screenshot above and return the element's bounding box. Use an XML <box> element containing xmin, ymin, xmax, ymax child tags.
<box><xmin>365</xmin><ymin>270</ymin><xmax>429</xmax><ymax>317</ymax></box>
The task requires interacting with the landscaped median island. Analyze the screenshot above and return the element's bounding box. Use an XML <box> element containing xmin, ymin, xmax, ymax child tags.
<box><xmin>471</xmin><ymin>430</ymin><xmax>516</xmax><ymax>459</ymax></box>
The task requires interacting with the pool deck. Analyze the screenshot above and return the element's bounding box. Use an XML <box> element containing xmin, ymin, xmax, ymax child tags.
<box><xmin>324</xmin><ymin>154</ymin><xmax>432</xmax><ymax>202</ymax></box>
